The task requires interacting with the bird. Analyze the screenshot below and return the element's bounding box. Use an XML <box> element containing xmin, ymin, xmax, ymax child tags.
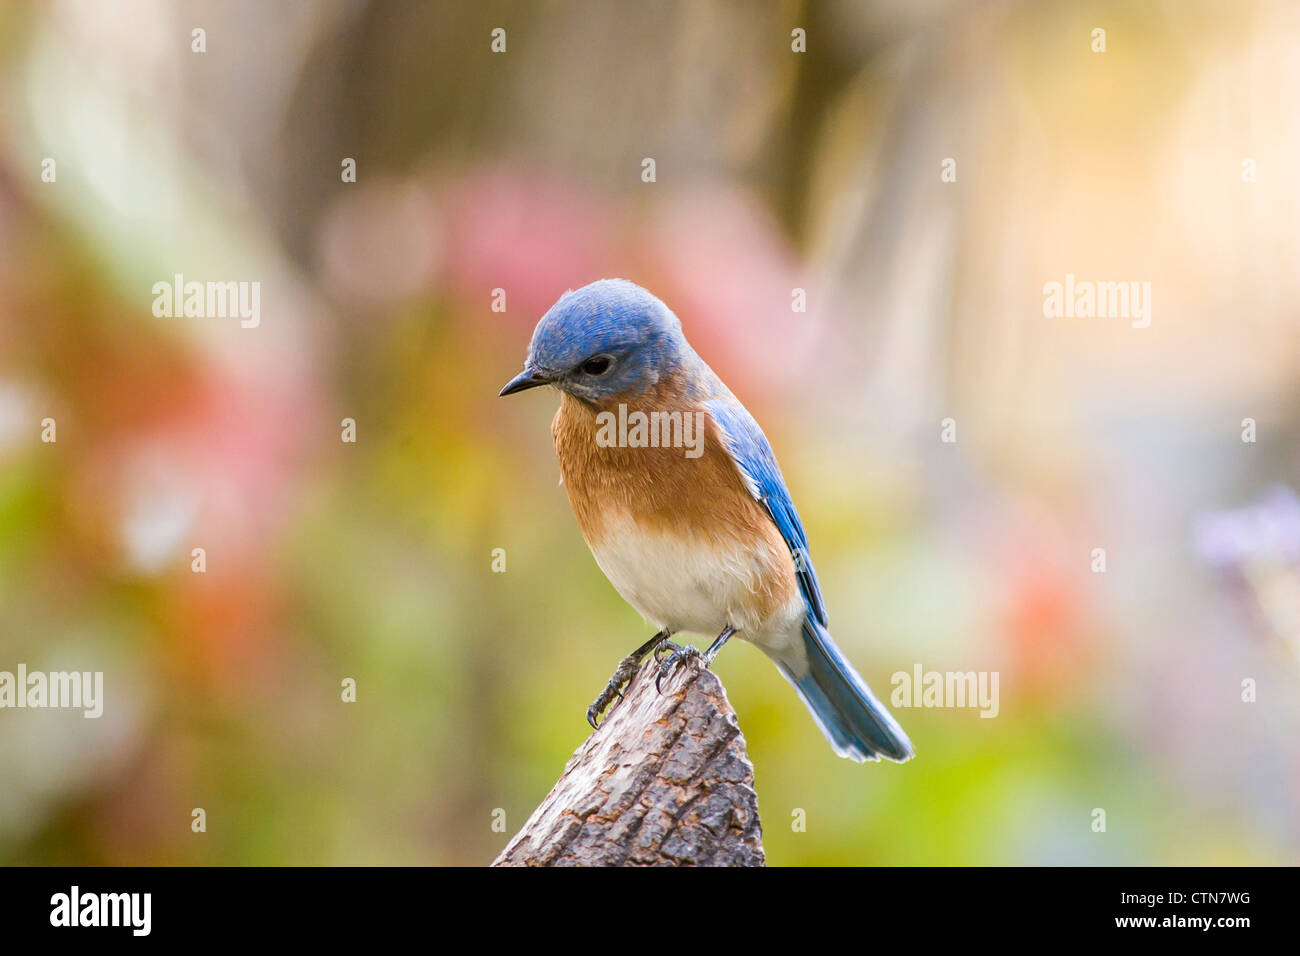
<box><xmin>499</xmin><ymin>279</ymin><xmax>913</xmax><ymax>763</ymax></box>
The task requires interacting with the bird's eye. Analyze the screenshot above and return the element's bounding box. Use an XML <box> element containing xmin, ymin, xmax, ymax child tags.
<box><xmin>581</xmin><ymin>355</ymin><xmax>613</xmax><ymax>376</ymax></box>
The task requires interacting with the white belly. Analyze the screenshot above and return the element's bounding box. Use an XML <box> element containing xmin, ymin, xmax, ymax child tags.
<box><xmin>587</xmin><ymin>514</ymin><xmax>806</xmax><ymax>660</ymax></box>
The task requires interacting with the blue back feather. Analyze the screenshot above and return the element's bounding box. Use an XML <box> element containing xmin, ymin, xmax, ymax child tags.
<box><xmin>705</xmin><ymin>397</ymin><xmax>828</xmax><ymax>628</ymax></box>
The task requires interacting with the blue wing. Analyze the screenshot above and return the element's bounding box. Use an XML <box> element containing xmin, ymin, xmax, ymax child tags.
<box><xmin>706</xmin><ymin>397</ymin><xmax>828</xmax><ymax>628</ymax></box>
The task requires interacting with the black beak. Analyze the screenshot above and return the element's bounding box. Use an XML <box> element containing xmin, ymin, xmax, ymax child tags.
<box><xmin>499</xmin><ymin>366</ymin><xmax>552</xmax><ymax>396</ymax></box>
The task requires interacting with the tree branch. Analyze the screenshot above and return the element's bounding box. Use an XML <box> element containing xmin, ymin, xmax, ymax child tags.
<box><xmin>493</xmin><ymin>655</ymin><xmax>765</xmax><ymax>866</ymax></box>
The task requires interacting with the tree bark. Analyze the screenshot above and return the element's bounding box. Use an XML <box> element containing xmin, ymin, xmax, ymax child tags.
<box><xmin>492</xmin><ymin>655</ymin><xmax>765</xmax><ymax>866</ymax></box>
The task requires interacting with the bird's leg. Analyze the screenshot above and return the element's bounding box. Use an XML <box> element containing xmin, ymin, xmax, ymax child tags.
<box><xmin>656</xmin><ymin>625</ymin><xmax>736</xmax><ymax>693</ymax></box>
<box><xmin>586</xmin><ymin>629</ymin><xmax>672</xmax><ymax>729</ymax></box>
<box><xmin>702</xmin><ymin>625</ymin><xmax>736</xmax><ymax>666</ymax></box>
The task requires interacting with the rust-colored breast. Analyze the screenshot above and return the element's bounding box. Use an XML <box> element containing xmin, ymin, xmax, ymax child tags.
<box><xmin>550</xmin><ymin>381</ymin><xmax>798</xmax><ymax>622</ymax></box>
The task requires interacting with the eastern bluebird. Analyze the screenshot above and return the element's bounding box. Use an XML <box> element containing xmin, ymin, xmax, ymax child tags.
<box><xmin>500</xmin><ymin>279</ymin><xmax>913</xmax><ymax>763</ymax></box>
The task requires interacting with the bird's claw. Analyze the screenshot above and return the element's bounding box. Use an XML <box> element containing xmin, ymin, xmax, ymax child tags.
<box><xmin>655</xmin><ymin>643</ymin><xmax>701</xmax><ymax>693</ymax></box>
<box><xmin>586</xmin><ymin>630</ymin><xmax>675</xmax><ymax>730</ymax></box>
<box><xmin>652</xmin><ymin>639</ymin><xmax>685</xmax><ymax>665</ymax></box>
<box><xmin>586</xmin><ymin>654</ymin><xmax>641</xmax><ymax>729</ymax></box>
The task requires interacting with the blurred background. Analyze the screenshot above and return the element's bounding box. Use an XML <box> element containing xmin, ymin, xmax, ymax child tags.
<box><xmin>1</xmin><ymin>0</ymin><xmax>1298</xmax><ymax>865</ymax></box>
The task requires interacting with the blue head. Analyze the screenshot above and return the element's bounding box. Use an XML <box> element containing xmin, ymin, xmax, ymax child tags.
<box><xmin>499</xmin><ymin>279</ymin><xmax>692</xmax><ymax>404</ymax></box>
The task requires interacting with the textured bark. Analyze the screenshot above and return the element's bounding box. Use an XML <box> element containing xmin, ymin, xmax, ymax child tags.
<box><xmin>493</xmin><ymin>655</ymin><xmax>765</xmax><ymax>866</ymax></box>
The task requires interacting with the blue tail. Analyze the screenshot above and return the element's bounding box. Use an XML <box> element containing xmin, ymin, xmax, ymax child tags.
<box><xmin>774</xmin><ymin>620</ymin><xmax>913</xmax><ymax>763</ymax></box>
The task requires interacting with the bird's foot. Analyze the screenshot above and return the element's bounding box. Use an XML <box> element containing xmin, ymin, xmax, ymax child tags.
<box><xmin>586</xmin><ymin>654</ymin><xmax>640</xmax><ymax>729</ymax></box>
<box><xmin>652</xmin><ymin>639</ymin><xmax>679</xmax><ymax>665</ymax></box>
<box><xmin>586</xmin><ymin>630</ymin><xmax>672</xmax><ymax>729</ymax></box>
<box><xmin>655</xmin><ymin>643</ymin><xmax>701</xmax><ymax>693</ymax></box>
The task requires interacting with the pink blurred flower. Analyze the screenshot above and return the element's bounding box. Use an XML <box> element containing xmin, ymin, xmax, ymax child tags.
<box><xmin>645</xmin><ymin>187</ymin><xmax>828</xmax><ymax>398</ymax></box>
<box><xmin>316</xmin><ymin>177</ymin><xmax>443</xmax><ymax>311</ymax></box>
<box><xmin>443</xmin><ymin>166</ymin><xmax>619</xmax><ymax>325</ymax></box>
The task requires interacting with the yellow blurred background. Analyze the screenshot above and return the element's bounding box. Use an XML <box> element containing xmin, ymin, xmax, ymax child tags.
<box><xmin>1</xmin><ymin>0</ymin><xmax>1297</xmax><ymax>865</ymax></box>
